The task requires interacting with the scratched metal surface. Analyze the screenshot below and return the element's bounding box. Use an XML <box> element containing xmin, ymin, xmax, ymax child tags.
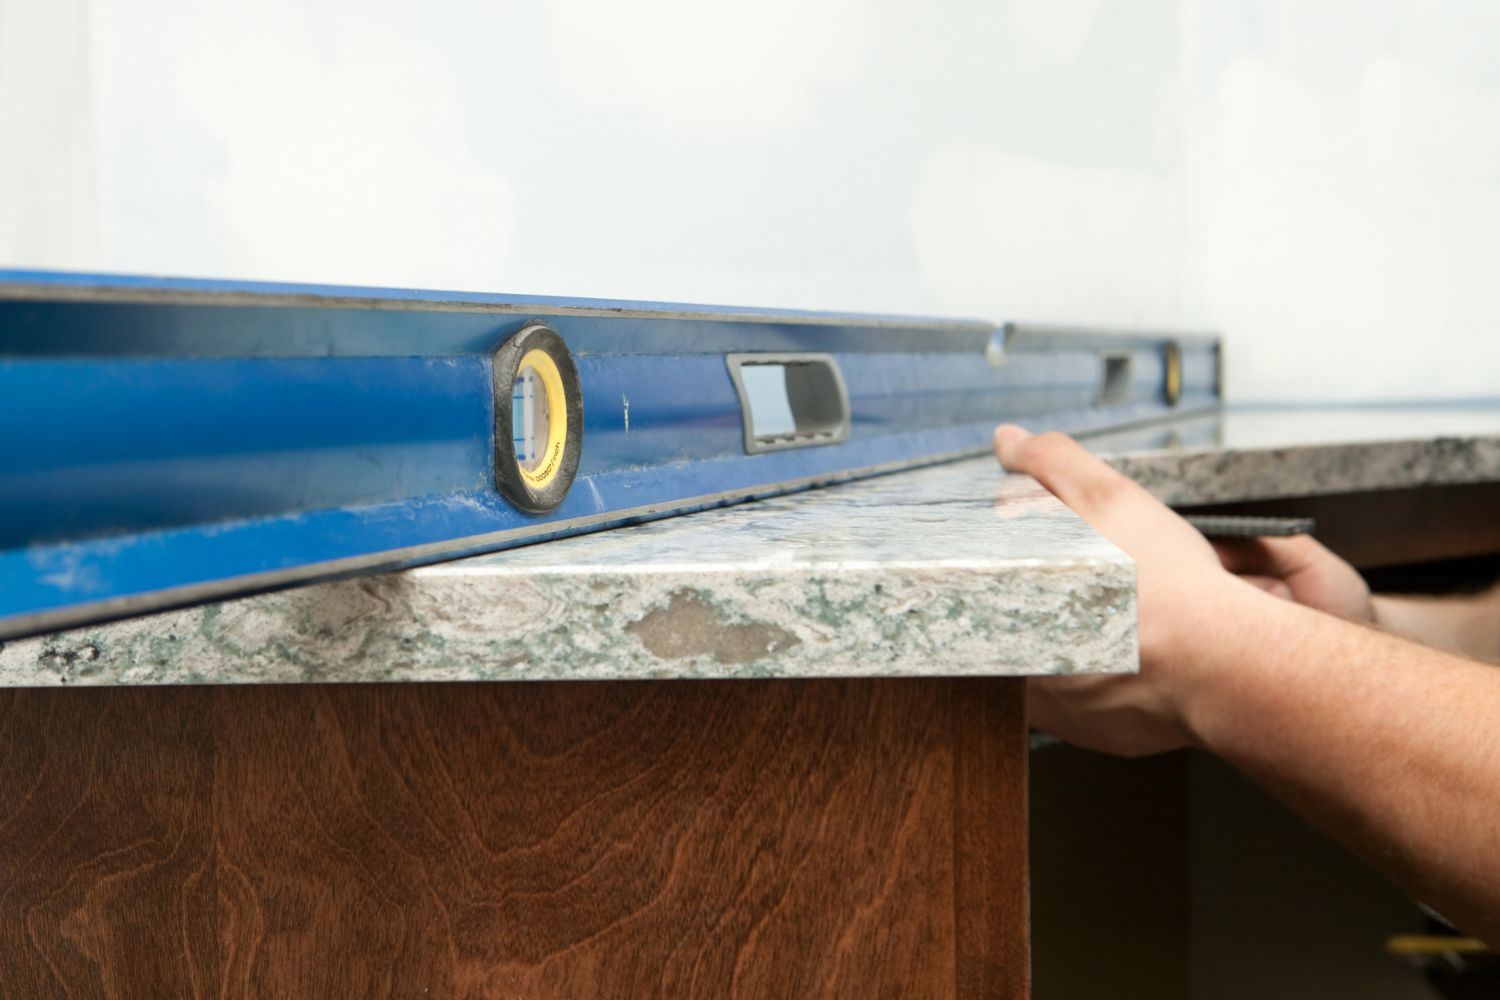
<box><xmin>1</xmin><ymin>270</ymin><xmax>1212</xmax><ymax>639</ymax></box>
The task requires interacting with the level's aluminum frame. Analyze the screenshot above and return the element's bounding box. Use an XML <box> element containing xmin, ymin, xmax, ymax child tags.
<box><xmin>0</xmin><ymin>271</ymin><xmax>1220</xmax><ymax>639</ymax></box>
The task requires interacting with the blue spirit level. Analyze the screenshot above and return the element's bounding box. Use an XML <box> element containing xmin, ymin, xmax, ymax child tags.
<box><xmin>0</xmin><ymin>271</ymin><xmax>1219</xmax><ymax>639</ymax></box>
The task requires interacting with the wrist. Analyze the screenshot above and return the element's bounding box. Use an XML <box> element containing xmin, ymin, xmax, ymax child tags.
<box><xmin>1169</xmin><ymin>578</ymin><xmax>1304</xmax><ymax>752</ymax></box>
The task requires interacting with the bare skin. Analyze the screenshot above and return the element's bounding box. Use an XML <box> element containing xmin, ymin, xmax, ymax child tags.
<box><xmin>994</xmin><ymin>424</ymin><xmax>1500</xmax><ymax>946</ymax></box>
<box><xmin>1374</xmin><ymin>587</ymin><xmax>1500</xmax><ymax>664</ymax></box>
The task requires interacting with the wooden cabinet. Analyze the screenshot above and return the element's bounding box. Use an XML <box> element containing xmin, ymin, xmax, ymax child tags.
<box><xmin>0</xmin><ymin>678</ymin><xmax>1029</xmax><ymax>998</ymax></box>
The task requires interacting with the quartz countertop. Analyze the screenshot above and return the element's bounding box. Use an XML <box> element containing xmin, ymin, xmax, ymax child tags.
<box><xmin>0</xmin><ymin>460</ymin><xmax>1138</xmax><ymax>686</ymax></box>
<box><xmin>11</xmin><ymin>403</ymin><xmax>1498</xmax><ymax>688</ymax></box>
<box><xmin>1089</xmin><ymin>405</ymin><xmax>1500</xmax><ymax>506</ymax></box>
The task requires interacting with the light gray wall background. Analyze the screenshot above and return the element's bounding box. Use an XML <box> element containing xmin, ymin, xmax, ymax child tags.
<box><xmin>3</xmin><ymin>0</ymin><xmax>1498</xmax><ymax>403</ymax></box>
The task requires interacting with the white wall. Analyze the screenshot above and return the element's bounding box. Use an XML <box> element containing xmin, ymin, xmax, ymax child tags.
<box><xmin>4</xmin><ymin>0</ymin><xmax>1499</xmax><ymax>403</ymax></box>
<box><xmin>0</xmin><ymin>0</ymin><xmax>1184</xmax><ymax>321</ymax></box>
<box><xmin>1180</xmin><ymin>0</ymin><xmax>1500</xmax><ymax>402</ymax></box>
<box><xmin>0</xmin><ymin>0</ymin><xmax>96</xmax><ymax>268</ymax></box>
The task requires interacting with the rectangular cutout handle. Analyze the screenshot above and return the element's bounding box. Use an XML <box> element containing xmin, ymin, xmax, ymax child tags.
<box><xmin>1097</xmin><ymin>352</ymin><xmax>1133</xmax><ymax>407</ymax></box>
<box><xmin>727</xmin><ymin>353</ymin><xmax>851</xmax><ymax>454</ymax></box>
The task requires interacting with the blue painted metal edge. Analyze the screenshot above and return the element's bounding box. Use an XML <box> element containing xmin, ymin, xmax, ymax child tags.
<box><xmin>1</xmin><ymin>270</ymin><xmax>1221</xmax><ymax>639</ymax></box>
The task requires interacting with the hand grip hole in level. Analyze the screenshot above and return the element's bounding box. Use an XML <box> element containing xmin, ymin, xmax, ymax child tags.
<box><xmin>727</xmin><ymin>353</ymin><xmax>851</xmax><ymax>454</ymax></box>
<box><xmin>1097</xmin><ymin>353</ymin><xmax>1133</xmax><ymax>407</ymax></box>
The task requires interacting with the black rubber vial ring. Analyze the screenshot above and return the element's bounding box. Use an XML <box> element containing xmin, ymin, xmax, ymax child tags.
<box><xmin>493</xmin><ymin>323</ymin><xmax>584</xmax><ymax>514</ymax></box>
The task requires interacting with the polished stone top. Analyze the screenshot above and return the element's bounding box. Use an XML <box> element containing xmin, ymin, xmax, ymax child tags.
<box><xmin>12</xmin><ymin>403</ymin><xmax>1497</xmax><ymax>688</ymax></box>
<box><xmin>1090</xmin><ymin>405</ymin><xmax>1500</xmax><ymax>506</ymax></box>
<box><xmin>0</xmin><ymin>459</ymin><xmax>1138</xmax><ymax>686</ymax></box>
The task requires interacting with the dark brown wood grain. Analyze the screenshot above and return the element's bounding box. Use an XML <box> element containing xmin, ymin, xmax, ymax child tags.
<box><xmin>952</xmin><ymin>679</ymin><xmax>1029</xmax><ymax>1000</ymax></box>
<box><xmin>0</xmin><ymin>678</ymin><xmax>1027</xmax><ymax>999</ymax></box>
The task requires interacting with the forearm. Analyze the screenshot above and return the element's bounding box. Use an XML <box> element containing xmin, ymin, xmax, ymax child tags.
<box><xmin>1184</xmin><ymin>589</ymin><xmax>1500</xmax><ymax>944</ymax></box>
<box><xmin>995</xmin><ymin>426</ymin><xmax>1500</xmax><ymax>942</ymax></box>
<box><xmin>1372</xmin><ymin>585</ymin><xmax>1500</xmax><ymax>663</ymax></box>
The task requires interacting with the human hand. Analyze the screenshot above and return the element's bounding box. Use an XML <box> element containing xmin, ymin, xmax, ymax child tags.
<box><xmin>1213</xmin><ymin>535</ymin><xmax>1374</xmax><ymax>623</ymax></box>
<box><xmin>994</xmin><ymin>424</ymin><xmax>1285</xmax><ymax>756</ymax></box>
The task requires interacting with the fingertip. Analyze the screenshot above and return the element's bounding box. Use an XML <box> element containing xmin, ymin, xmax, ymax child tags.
<box><xmin>993</xmin><ymin>424</ymin><xmax>1031</xmax><ymax>467</ymax></box>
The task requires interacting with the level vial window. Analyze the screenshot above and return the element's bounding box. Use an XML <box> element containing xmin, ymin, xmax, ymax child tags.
<box><xmin>727</xmin><ymin>353</ymin><xmax>851</xmax><ymax>454</ymax></box>
<box><xmin>512</xmin><ymin>361</ymin><xmax>557</xmax><ymax>473</ymax></box>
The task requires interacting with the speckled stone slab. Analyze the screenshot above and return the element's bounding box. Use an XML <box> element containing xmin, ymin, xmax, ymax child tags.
<box><xmin>1089</xmin><ymin>406</ymin><xmax>1500</xmax><ymax>506</ymax></box>
<box><xmin>0</xmin><ymin>459</ymin><xmax>1138</xmax><ymax>687</ymax></box>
